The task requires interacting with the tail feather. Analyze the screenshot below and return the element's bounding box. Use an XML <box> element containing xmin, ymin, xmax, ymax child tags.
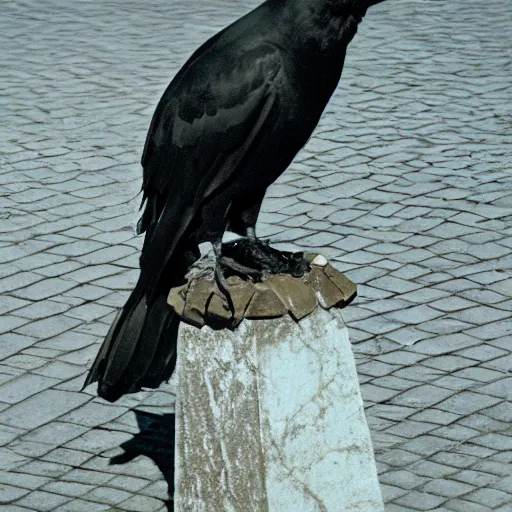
<box><xmin>82</xmin><ymin>308</ymin><xmax>123</xmax><ymax>390</ymax></box>
<box><xmin>102</xmin><ymin>296</ymin><xmax>148</xmax><ymax>386</ymax></box>
<box><xmin>138</xmin><ymin>313</ymin><xmax>180</xmax><ymax>389</ymax></box>
<box><xmin>84</xmin><ymin>204</ymin><xmax>200</xmax><ymax>402</ymax></box>
<box><xmin>83</xmin><ymin>284</ymin><xmax>179</xmax><ymax>403</ymax></box>
<box><xmin>124</xmin><ymin>294</ymin><xmax>173</xmax><ymax>390</ymax></box>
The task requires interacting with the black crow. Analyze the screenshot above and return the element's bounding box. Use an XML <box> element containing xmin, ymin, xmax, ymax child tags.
<box><xmin>84</xmin><ymin>0</ymin><xmax>388</xmax><ymax>402</ymax></box>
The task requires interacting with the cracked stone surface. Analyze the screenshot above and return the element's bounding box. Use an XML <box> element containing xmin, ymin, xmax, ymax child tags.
<box><xmin>1</xmin><ymin>0</ymin><xmax>511</xmax><ymax>510</ymax></box>
<box><xmin>175</xmin><ymin>308</ymin><xmax>383</xmax><ymax>512</ymax></box>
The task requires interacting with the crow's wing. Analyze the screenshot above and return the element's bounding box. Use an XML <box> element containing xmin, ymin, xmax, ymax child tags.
<box><xmin>137</xmin><ymin>42</ymin><xmax>285</xmax><ymax>295</ymax></box>
<box><xmin>83</xmin><ymin>43</ymin><xmax>286</xmax><ymax>396</ymax></box>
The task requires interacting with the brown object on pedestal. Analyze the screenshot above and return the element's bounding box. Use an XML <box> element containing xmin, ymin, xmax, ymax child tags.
<box><xmin>167</xmin><ymin>254</ymin><xmax>356</xmax><ymax>329</ymax></box>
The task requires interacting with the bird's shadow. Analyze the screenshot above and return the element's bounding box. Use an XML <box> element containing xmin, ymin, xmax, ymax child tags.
<box><xmin>109</xmin><ymin>410</ymin><xmax>175</xmax><ymax>511</ymax></box>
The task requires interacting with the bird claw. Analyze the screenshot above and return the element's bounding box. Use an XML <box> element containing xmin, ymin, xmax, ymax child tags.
<box><xmin>219</xmin><ymin>255</ymin><xmax>267</xmax><ymax>281</ymax></box>
<box><xmin>214</xmin><ymin>258</ymin><xmax>235</xmax><ymax>316</ymax></box>
<box><xmin>211</xmin><ymin>237</ymin><xmax>309</xmax><ymax>324</ymax></box>
<box><xmin>222</xmin><ymin>237</ymin><xmax>310</xmax><ymax>280</ymax></box>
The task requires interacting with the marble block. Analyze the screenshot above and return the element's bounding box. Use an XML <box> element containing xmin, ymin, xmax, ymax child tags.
<box><xmin>174</xmin><ymin>307</ymin><xmax>384</xmax><ymax>512</ymax></box>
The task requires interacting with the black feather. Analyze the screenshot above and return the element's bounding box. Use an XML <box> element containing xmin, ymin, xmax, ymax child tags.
<box><xmin>84</xmin><ymin>0</ymin><xmax>386</xmax><ymax>401</ymax></box>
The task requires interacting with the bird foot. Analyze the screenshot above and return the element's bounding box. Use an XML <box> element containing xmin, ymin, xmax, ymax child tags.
<box><xmin>219</xmin><ymin>255</ymin><xmax>269</xmax><ymax>281</ymax></box>
<box><xmin>221</xmin><ymin>237</ymin><xmax>310</xmax><ymax>281</ymax></box>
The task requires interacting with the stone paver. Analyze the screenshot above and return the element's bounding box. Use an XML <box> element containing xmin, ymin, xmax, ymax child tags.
<box><xmin>1</xmin><ymin>0</ymin><xmax>511</xmax><ymax>510</ymax></box>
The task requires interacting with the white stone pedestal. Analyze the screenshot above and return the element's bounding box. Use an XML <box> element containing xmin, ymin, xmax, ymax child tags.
<box><xmin>174</xmin><ymin>308</ymin><xmax>384</xmax><ymax>512</ymax></box>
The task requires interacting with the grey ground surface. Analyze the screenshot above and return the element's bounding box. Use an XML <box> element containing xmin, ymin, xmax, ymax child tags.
<box><xmin>1</xmin><ymin>0</ymin><xmax>511</xmax><ymax>510</ymax></box>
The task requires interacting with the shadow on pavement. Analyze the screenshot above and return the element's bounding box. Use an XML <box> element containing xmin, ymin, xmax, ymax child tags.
<box><xmin>110</xmin><ymin>410</ymin><xmax>175</xmax><ymax>511</ymax></box>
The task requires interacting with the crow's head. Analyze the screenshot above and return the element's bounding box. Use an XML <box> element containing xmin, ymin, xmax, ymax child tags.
<box><xmin>285</xmin><ymin>0</ymin><xmax>389</xmax><ymax>53</ymax></box>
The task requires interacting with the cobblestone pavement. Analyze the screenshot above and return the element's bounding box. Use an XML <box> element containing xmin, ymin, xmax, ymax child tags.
<box><xmin>1</xmin><ymin>0</ymin><xmax>511</xmax><ymax>510</ymax></box>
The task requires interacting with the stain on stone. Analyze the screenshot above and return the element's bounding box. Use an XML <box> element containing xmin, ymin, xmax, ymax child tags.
<box><xmin>176</xmin><ymin>321</ymin><xmax>270</xmax><ymax>511</ymax></box>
